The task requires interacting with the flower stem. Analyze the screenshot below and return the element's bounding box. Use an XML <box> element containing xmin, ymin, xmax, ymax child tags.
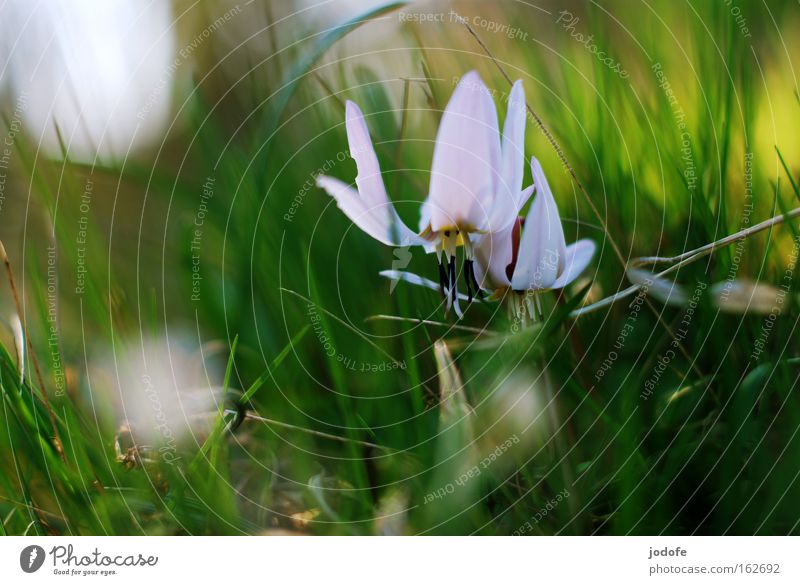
<box><xmin>570</xmin><ymin>207</ymin><xmax>800</xmax><ymax>318</ymax></box>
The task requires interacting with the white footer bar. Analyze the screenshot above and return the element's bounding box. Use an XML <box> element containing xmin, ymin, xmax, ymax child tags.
<box><xmin>1</xmin><ymin>536</ymin><xmax>796</xmax><ymax>583</ymax></box>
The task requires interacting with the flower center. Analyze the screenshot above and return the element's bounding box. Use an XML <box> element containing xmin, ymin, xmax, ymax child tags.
<box><xmin>436</xmin><ymin>228</ymin><xmax>484</xmax><ymax>316</ymax></box>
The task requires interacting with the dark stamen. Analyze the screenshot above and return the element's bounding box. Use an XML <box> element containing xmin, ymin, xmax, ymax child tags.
<box><xmin>464</xmin><ymin>259</ymin><xmax>474</xmax><ymax>303</ymax></box>
<box><xmin>438</xmin><ymin>260</ymin><xmax>448</xmax><ymax>297</ymax></box>
<box><xmin>467</xmin><ymin>259</ymin><xmax>485</xmax><ymax>300</ymax></box>
<box><xmin>448</xmin><ymin>255</ymin><xmax>457</xmax><ymax>306</ymax></box>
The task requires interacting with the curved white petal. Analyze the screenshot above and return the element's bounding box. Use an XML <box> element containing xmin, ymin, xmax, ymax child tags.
<box><xmin>552</xmin><ymin>239</ymin><xmax>596</xmax><ymax>289</ymax></box>
<box><xmin>346</xmin><ymin>100</ymin><xmax>390</xmax><ymax>210</ymax></box>
<box><xmin>427</xmin><ymin>71</ymin><xmax>501</xmax><ymax>232</ymax></box>
<box><xmin>488</xmin><ymin>183</ymin><xmax>534</xmax><ymax>234</ymax></box>
<box><xmin>497</xmin><ymin>81</ymin><xmax>526</xmax><ymax>216</ymax></box>
<box><xmin>416</xmin><ymin>199</ymin><xmax>439</xmax><ymax>253</ymax></box>
<box><xmin>320</xmin><ymin>101</ymin><xmax>424</xmax><ymax>247</ymax></box>
<box><xmin>485</xmin><ymin>190</ymin><xmax>516</xmax><ymax>234</ymax></box>
<box><xmin>475</xmin><ymin>183</ymin><xmax>533</xmax><ymax>288</ymax></box>
<box><xmin>516</xmin><ymin>184</ymin><xmax>535</xmax><ymax>213</ymax></box>
<box><xmin>418</xmin><ymin>198</ymin><xmax>432</xmax><ymax>232</ymax></box>
<box><xmin>487</xmin><ymin>81</ymin><xmax>526</xmax><ymax>234</ymax></box>
<box><xmin>473</xmin><ymin>227</ymin><xmax>513</xmax><ymax>289</ymax></box>
<box><xmin>317</xmin><ymin>176</ymin><xmax>393</xmax><ymax>245</ymax></box>
<box><xmin>317</xmin><ymin>176</ymin><xmax>424</xmax><ymax>247</ymax></box>
<box><xmin>510</xmin><ymin>158</ymin><xmax>566</xmax><ymax>290</ymax></box>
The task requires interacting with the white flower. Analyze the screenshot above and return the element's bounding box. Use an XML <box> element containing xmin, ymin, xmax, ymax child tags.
<box><xmin>383</xmin><ymin>158</ymin><xmax>596</xmax><ymax>322</ymax></box>
<box><xmin>94</xmin><ymin>335</ymin><xmax>220</xmax><ymax>458</ymax></box>
<box><xmin>474</xmin><ymin>157</ymin><xmax>596</xmax><ymax>296</ymax></box>
<box><xmin>0</xmin><ymin>0</ymin><xmax>176</xmax><ymax>162</ymax></box>
<box><xmin>317</xmin><ymin>71</ymin><xmax>528</xmax><ymax>316</ymax></box>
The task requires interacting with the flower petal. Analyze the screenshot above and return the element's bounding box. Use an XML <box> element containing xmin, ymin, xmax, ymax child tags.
<box><xmin>418</xmin><ymin>198</ymin><xmax>432</xmax><ymax>232</ymax></box>
<box><xmin>426</xmin><ymin>71</ymin><xmax>501</xmax><ymax>232</ymax></box>
<box><xmin>379</xmin><ymin>270</ymin><xmax>470</xmax><ymax>301</ymax></box>
<box><xmin>316</xmin><ymin>176</ymin><xmax>396</xmax><ymax>246</ymax></box>
<box><xmin>486</xmin><ymin>189</ymin><xmax>516</xmax><ymax>234</ymax></box>
<box><xmin>510</xmin><ymin>158</ymin><xmax>566</xmax><ymax>290</ymax></box>
<box><xmin>516</xmin><ymin>184</ymin><xmax>535</xmax><ymax>213</ymax></box>
<box><xmin>473</xmin><ymin>227</ymin><xmax>513</xmax><ymax>289</ymax></box>
<box><xmin>552</xmin><ymin>239</ymin><xmax>596</xmax><ymax>289</ymax></box>
<box><xmin>346</xmin><ymin>100</ymin><xmax>389</xmax><ymax>210</ymax></box>
<box><xmin>498</xmin><ymin>81</ymin><xmax>526</xmax><ymax>215</ymax></box>
<box><xmin>319</xmin><ymin>101</ymin><xmax>424</xmax><ymax>247</ymax></box>
<box><xmin>487</xmin><ymin>81</ymin><xmax>526</xmax><ymax>233</ymax></box>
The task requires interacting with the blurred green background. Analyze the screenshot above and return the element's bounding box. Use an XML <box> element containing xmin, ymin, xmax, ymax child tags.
<box><xmin>0</xmin><ymin>0</ymin><xmax>799</xmax><ymax>535</ymax></box>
